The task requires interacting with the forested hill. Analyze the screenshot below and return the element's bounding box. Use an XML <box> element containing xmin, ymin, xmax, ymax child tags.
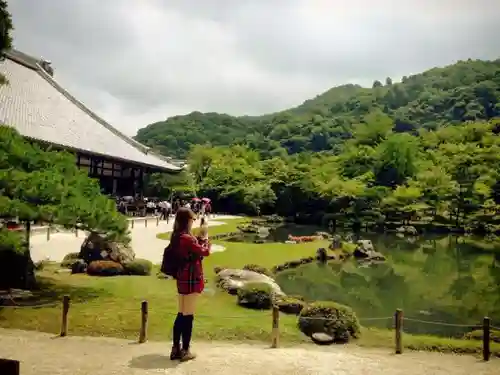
<box><xmin>135</xmin><ymin>58</ymin><xmax>500</xmax><ymax>159</ymax></box>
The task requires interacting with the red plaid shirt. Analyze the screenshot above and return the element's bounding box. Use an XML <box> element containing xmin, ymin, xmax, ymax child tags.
<box><xmin>176</xmin><ymin>233</ymin><xmax>211</xmax><ymax>295</ymax></box>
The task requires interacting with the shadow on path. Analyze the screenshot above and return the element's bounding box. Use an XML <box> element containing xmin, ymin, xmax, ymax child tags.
<box><xmin>129</xmin><ymin>354</ymin><xmax>180</xmax><ymax>370</ymax></box>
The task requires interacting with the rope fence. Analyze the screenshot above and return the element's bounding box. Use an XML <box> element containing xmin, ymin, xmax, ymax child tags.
<box><xmin>1</xmin><ymin>296</ymin><xmax>497</xmax><ymax>363</ymax></box>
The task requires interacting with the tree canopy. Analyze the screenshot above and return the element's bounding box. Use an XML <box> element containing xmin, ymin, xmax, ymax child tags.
<box><xmin>135</xmin><ymin>59</ymin><xmax>500</xmax><ymax>159</ymax></box>
<box><xmin>178</xmin><ymin>118</ymin><xmax>500</xmax><ymax>233</ymax></box>
<box><xmin>0</xmin><ymin>126</ymin><xmax>129</xmax><ymax>242</ymax></box>
<box><xmin>0</xmin><ymin>0</ymin><xmax>13</xmax><ymax>85</ymax></box>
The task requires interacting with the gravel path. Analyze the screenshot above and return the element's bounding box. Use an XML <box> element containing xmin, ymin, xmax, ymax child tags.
<box><xmin>0</xmin><ymin>329</ymin><xmax>497</xmax><ymax>375</ymax></box>
<box><xmin>29</xmin><ymin>215</ymin><xmax>239</xmax><ymax>263</ymax></box>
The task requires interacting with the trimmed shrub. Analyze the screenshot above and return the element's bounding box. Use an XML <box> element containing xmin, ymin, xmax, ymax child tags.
<box><xmin>61</xmin><ymin>252</ymin><xmax>80</xmax><ymax>268</ymax></box>
<box><xmin>123</xmin><ymin>259</ymin><xmax>153</xmax><ymax>276</ymax></box>
<box><xmin>87</xmin><ymin>260</ymin><xmax>124</xmax><ymax>276</ymax></box>
<box><xmin>237</xmin><ymin>282</ymin><xmax>273</xmax><ymax>310</ymax></box>
<box><xmin>71</xmin><ymin>259</ymin><xmax>87</xmax><ymax>274</ymax></box>
<box><xmin>276</xmin><ymin>296</ymin><xmax>306</xmax><ymax>315</ymax></box>
<box><xmin>243</xmin><ymin>264</ymin><xmax>272</xmax><ymax>277</ymax></box>
<box><xmin>298</xmin><ymin>301</ymin><xmax>361</xmax><ymax>344</ymax></box>
<box><xmin>464</xmin><ymin>329</ymin><xmax>500</xmax><ymax>343</ymax></box>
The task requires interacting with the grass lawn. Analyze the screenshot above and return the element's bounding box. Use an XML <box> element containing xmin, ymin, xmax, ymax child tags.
<box><xmin>1</xmin><ymin>217</ymin><xmax>499</xmax><ymax>357</ymax></box>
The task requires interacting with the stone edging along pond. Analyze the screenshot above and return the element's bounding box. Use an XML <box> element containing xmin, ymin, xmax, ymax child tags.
<box><xmin>271</xmin><ymin>252</ymin><xmax>340</xmax><ymax>273</ymax></box>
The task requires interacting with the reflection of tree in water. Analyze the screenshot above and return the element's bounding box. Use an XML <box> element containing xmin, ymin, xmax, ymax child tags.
<box><xmin>276</xmin><ymin>232</ymin><xmax>500</xmax><ymax>338</ymax></box>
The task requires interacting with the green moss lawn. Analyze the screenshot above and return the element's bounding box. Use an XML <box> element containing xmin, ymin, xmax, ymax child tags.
<box><xmin>0</xmin><ymin>217</ymin><xmax>498</xmax><ymax>357</ymax></box>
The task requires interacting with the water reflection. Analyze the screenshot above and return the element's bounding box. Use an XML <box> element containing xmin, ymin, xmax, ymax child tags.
<box><xmin>275</xmin><ymin>233</ymin><xmax>500</xmax><ymax>338</ymax></box>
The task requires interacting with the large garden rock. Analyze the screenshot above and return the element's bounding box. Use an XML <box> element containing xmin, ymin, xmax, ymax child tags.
<box><xmin>215</xmin><ymin>268</ymin><xmax>285</xmax><ymax>297</ymax></box>
<box><xmin>353</xmin><ymin>239</ymin><xmax>385</xmax><ymax>262</ymax></box>
<box><xmin>79</xmin><ymin>232</ymin><xmax>135</xmax><ymax>265</ymax></box>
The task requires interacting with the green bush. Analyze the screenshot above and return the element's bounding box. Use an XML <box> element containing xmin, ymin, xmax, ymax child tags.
<box><xmin>61</xmin><ymin>252</ymin><xmax>80</xmax><ymax>268</ymax></box>
<box><xmin>276</xmin><ymin>296</ymin><xmax>306</xmax><ymax>315</ymax></box>
<box><xmin>237</xmin><ymin>282</ymin><xmax>273</xmax><ymax>310</ymax></box>
<box><xmin>0</xmin><ymin>229</ymin><xmax>35</xmax><ymax>289</ymax></box>
<box><xmin>123</xmin><ymin>259</ymin><xmax>152</xmax><ymax>276</ymax></box>
<box><xmin>87</xmin><ymin>260</ymin><xmax>124</xmax><ymax>276</ymax></box>
<box><xmin>298</xmin><ymin>301</ymin><xmax>361</xmax><ymax>344</ymax></box>
<box><xmin>243</xmin><ymin>264</ymin><xmax>272</xmax><ymax>277</ymax></box>
<box><xmin>464</xmin><ymin>329</ymin><xmax>500</xmax><ymax>343</ymax></box>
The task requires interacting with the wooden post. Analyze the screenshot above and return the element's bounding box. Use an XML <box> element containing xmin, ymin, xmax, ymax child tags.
<box><xmin>156</xmin><ymin>216</ymin><xmax>159</xmax><ymax>226</ymax></box>
<box><xmin>145</xmin><ymin>218</ymin><xmax>148</xmax><ymax>228</ymax></box>
<box><xmin>75</xmin><ymin>226</ymin><xmax>78</xmax><ymax>237</ymax></box>
<box><xmin>131</xmin><ymin>220</ymin><xmax>134</xmax><ymax>229</ymax></box>
<box><xmin>271</xmin><ymin>305</ymin><xmax>280</xmax><ymax>348</ymax></box>
<box><xmin>395</xmin><ymin>309</ymin><xmax>403</xmax><ymax>354</ymax></box>
<box><xmin>46</xmin><ymin>226</ymin><xmax>51</xmax><ymax>241</ymax></box>
<box><xmin>0</xmin><ymin>359</ymin><xmax>20</xmax><ymax>375</ymax></box>
<box><xmin>483</xmin><ymin>316</ymin><xmax>491</xmax><ymax>361</ymax></box>
<box><xmin>139</xmin><ymin>300</ymin><xmax>148</xmax><ymax>343</ymax></box>
<box><xmin>60</xmin><ymin>295</ymin><xmax>70</xmax><ymax>337</ymax></box>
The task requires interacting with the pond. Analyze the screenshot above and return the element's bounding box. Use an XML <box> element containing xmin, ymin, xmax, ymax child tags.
<box><xmin>271</xmin><ymin>230</ymin><xmax>500</xmax><ymax>338</ymax></box>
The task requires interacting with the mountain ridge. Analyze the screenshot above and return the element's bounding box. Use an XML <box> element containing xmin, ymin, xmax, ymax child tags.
<box><xmin>135</xmin><ymin>58</ymin><xmax>500</xmax><ymax>158</ymax></box>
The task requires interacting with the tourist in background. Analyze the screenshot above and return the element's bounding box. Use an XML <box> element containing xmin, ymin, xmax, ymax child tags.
<box><xmin>146</xmin><ymin>199</ymin><xmax>156</xmax><ymax>216</ymax></box>
<box><xmin>205</xmin><ymin>201</ymin><xmax>212</xmax><ymax>218</ymax></box>
<box><xmin>159</xmin><ymin>200</ymin><xmax>171</xmax><ymax>222</ymax></box>
<box><xmin>169</xmin><ymin>208</ymin><xmax>211</xmax><ymax>361</ymax></box>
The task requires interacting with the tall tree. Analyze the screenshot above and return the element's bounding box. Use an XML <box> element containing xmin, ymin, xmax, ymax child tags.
<box><xmin>0</xmin><ymin>0</ymin><xmax>13</xmax><ymax>85</ymax></box>
<box><xmin>0</xmin><ymin>126</ymin><xmax>129</xmax><ymax>288</ymax></box>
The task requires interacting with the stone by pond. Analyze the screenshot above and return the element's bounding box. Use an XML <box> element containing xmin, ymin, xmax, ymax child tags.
<box><xmin>272</xmin><ymin>231</ymin><xmax>500</xmax><ymax>339</ymax></box>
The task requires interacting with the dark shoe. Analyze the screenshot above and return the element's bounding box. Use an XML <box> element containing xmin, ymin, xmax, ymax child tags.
<box><xmin>170</xmin><ymin>345</ymin><xmax>181</xmax><ymax>360</ymax></box>
<box><xmin>180</xmin><ymin>349</ymin><xmax>196</xmax><ymax>362</ymax></box>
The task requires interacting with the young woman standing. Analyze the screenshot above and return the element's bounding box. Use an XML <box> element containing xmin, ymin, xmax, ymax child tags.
<box><xmin>169</xmin><ymin>208</ymin><xmax>211</xmax><ymax>361</ymax></box>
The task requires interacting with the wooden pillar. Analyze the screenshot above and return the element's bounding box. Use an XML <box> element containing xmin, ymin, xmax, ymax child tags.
<box><xmin>112</xmin><ymin>178</ymin><xmax>118</xmax><ymax>195</ymax></box>
<box><xmin>131</xmin><ymin>168</ymin><xmax>136</xmax><ymax>197</ymax></box>
<box><xmin>139</xmin><ymin>168</ymin><xmax>144</xmax><ymax>199</ymax></box>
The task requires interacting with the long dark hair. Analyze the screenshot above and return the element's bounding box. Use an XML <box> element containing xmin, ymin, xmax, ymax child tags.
<box><xmin>170</xmin><ymin>208</ymin><xmax>196</xmax><ymax>247</ymax></box>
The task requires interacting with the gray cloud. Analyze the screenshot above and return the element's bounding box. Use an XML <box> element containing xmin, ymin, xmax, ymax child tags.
<box><xmin>7</xmin><ymin>0</ymin><xmax>500</xmax><ymax>135</ymax></box>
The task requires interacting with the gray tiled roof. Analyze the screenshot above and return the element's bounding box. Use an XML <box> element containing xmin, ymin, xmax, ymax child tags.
<box><xmin>0</xmin><ymin>51</ymin><xmax>181</xmax><ymax>172</ymax></box>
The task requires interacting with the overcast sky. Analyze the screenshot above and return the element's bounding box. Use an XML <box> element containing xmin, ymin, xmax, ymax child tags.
<box><xmin>8</xmin><ymin>0</ymin><xmax>500</xmax><ymax>136</ymax></box>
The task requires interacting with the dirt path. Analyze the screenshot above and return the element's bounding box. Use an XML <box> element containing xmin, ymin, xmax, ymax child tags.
<box><xmin>29</xmin><ymin>215</ymin><xmax>240</xmax><ymax>263</ymax></box>
<box><xmin>0</xmin><ymin>329</ymin><xmax>497</xmax><ymax>375</ymax></box>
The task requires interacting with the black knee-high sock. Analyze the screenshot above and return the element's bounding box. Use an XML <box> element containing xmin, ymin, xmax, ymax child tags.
<box><xmin>181</xmin><ymin>314</ymin><xmax>194</xmax><ymax>350</ymax></box>
<box><xmin>172</xmin><ymin>313</ymin><xmax>183</xmax><ymax>347</ymax></box>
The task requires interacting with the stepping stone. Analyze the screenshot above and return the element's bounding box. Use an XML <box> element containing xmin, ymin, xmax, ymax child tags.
<box><xmin>311</xmin><ymin>332</ymin><xmax>335</xmax><ymax>345</ymax></box>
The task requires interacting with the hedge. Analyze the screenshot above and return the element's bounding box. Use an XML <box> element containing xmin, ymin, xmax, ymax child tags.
<box><xmin>123</xmin><ymin>259</ymin><xmax>153</xmax><ymax>276</ymax></box>
<box><xmin>87</xmin><ymin>260</ymin><xmax>124</xmax><ymax>276</ymax></box>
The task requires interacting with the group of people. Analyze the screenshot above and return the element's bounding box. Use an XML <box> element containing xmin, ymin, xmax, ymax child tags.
<box><xmin>116</xmin><ymin>196</ymin><xmax>212</xmax><ymax>222</ymax></box>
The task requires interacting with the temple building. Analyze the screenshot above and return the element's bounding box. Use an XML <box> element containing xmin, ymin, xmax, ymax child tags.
<box><xmin>0</xmin><ymin>49</ymin><xmax>182</xmax><ymax>197</ymax></box>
